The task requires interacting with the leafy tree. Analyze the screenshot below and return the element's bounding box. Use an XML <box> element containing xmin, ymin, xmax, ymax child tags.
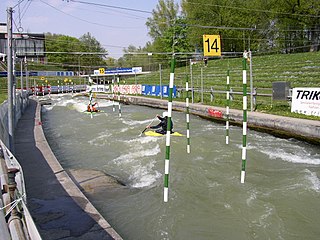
<box><xmin>45</xmin><ymin>32</ymin><xmax>108</xmax><ymax>72</ymax></box>
<box><xmin>45</xmin><ymin>33</ymin><xmax>82</xmax><ymax>69</ymax></box>
<box><xmin>146</xmin><ymin>0</ymin><xmax>179</xmax><ymax>40</ymax></box>
<box><xmin>272</xmin><ymin>0</ymin><xmax>320</xmax><ymax>52</ymax></box>
<box><xmin>79</xmin><ymin>32</ymin><xmax>108</xmax><ymax>69</ymax></box>
<box><xmin>181</xmin><ymin>0</ymin><xmax>263</xmax><ymax>53</ymax></box>
<box><xmin>145</xmin><ymin>0</ymin><xmax>192</xmax><ymax>69</ymax></box>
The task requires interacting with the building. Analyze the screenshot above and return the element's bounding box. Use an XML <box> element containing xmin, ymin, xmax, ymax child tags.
<box><xmin>0</xmin><ymin>23</ymin><xmax>45</xmax><ymax>61</ymax></box>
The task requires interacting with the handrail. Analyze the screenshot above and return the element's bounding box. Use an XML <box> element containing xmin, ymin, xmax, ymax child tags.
<box><xmin>0</xmin><ymin>140</ymin><xmax>42</xmax><ymax>240</ymax></box>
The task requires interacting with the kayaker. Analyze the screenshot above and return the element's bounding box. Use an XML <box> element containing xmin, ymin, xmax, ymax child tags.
<box><xmin>87</xmin><ymin>102</ymin><xmax>98</xmax><ymax>112</ymax></box>
<box><xmin>147</xmin><ymin>111</ymin><xmax>173</xmax><ymax>135</ymax></box>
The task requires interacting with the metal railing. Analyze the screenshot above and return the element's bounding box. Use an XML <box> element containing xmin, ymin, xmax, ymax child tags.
<box><xmin>0</xmin><ymin>139</ymin><xmax>42</xmax><ymax>240</ymax></box>
<box><xmin>177</xmin><ymin>86</ymin><xmax>284</xmax><ymax>110</ymax></box>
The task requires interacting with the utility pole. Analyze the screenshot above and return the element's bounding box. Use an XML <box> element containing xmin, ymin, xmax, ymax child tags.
<box><xmin>25</xmin><ymin>56</ymin><xmax>29</xmax><ymax>93</ymax></box>
<box><xmin>7</xmin><ymin>7</ymin><xmax>14</xmax><ymax>152</ymax></box>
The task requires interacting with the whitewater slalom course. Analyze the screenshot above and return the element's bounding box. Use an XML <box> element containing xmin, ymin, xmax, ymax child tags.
<box><xmin>1</xmin><ymin>92</ymin><xmax>320</xmax><ymax>239</ymax></box>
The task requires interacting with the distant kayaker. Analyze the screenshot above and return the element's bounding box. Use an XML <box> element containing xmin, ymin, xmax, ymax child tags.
<box><xmin>147</xmin><ymin>111</ymin><xmax>173</xmax><ymax>135</ymax></box>
<box><xmin>87</xmin><ymin>102</ymin><xmax>98</xmax><ymax>112</ymax></box>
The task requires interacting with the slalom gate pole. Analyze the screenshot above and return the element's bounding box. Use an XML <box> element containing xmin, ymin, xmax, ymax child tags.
<box><xmin>185</xmin><ymin>74</ymin><xmax>191</xmax><ymax>153</ymax></box>
<box><xmin>226</xmin><ymin>70</ymin><xmax>230</xmax><ymax>145</ymax></box>
<box><xmin>88</xmin><ymin>77</ymin><xmax>93</xmax><ymax>119</ymax></box>
<box><xmin>112</xmin><ymin>74</ymin><xmax>115</xmax><ymax>112</ymax></box>
<box><xmin>164</xmin><ymin>55</ymin><xmax>175</xmax><ymax>203</ymax></box>
<box><xmin>117</xmin><ymin>75</ymin><xmax>121</xmax><ymax>118</ymax></box>
<box><xmin>241</xmin><ymin>56</ymin><xmax>248</xmax><ymax>183</ymax></box>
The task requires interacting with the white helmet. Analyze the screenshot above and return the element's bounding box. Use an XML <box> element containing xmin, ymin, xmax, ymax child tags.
<box><xmin>162</xmin><ymin>112</ymin><xmax>168</xmax><ymax>117</ymax></box>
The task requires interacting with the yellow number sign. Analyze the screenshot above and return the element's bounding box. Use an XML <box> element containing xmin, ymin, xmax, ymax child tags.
<box><xmin>203</xmin><ymin>35</ymin><xmax>221</xmax><ymax>57</ymax></box>
<box><xmin>99</xmin><ymin>68</ymin><xmax>105</xmax><ymax>74</ymax></box>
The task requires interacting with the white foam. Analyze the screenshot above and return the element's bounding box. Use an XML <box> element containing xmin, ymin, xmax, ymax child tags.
<box><xmin>72</xmin><ymin>102</ymin><xmax>88</xmax><ymax>112</ymax></box>
<box><xmin>111</xmin><ymin>143</ymin><xmax>162</xmax><ymax>188</ymax></box>
<box><xmin>120</xmin><ymin>127</ymin><xmax>130</xmax><ymax>133</ymax></box>
<box><xmin>130</xmin><ymin>162</ymin><xmax>162</xmax><ymax>188</ymax></box>
<box><xmin>122</xmin><ymin>118</ymin><xmax>158</xmax><ymax>126</ymax></box>
<box><xmin>88</xmin><ymin>131</ymin><xmax>112</xmax><ymax>146</ymax></box>
<box><xmin>42</xmin><ymin>105</ymin><xmax>54</xmax><ymax>112</ymax></box>
<box><xmin>113</xmin><ymin>145</ymin><xmax>161</xmax><ymax>164</ymax></box>
<box><xmin>246</xmin><ymin>189</ymin><xmax>257</xmax><ymax>206</ymax></box>
<box><xmin>260</xmin><ymin>148</ymin><xmax>320</xmax><ymax>165</ymax></box>
<box><xmin>304</xmin><ymin>169</ymin><xmax>320</xmax><ymax>192</ymax></box>
<box><xmin>124</xmin><ymin>136</ymin><xmax>159</xmax><ymax>145</ymax></box>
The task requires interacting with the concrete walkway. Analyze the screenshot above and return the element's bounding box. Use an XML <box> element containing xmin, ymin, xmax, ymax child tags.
<box><xmin>14</xmin><ymin>99</ymin><xmax>122</xmax><ymax>240</ymax></box>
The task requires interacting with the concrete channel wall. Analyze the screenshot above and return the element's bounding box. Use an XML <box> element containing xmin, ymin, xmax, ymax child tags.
<box><xmin>116</xmin><ymin>95</ymin><xmax>320</xmax><ymax>144</ymax></box>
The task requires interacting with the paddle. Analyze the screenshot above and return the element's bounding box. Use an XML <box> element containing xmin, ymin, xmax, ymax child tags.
<box><xmin>139</xmin><ymin>116</ymin><xmax>158</xmax><ymax>136</ymax></box>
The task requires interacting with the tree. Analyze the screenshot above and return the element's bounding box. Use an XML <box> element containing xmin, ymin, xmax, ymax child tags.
<box><xmin>79</xmin><ymin>32</ymin><xmax>107</xmax><ymax>69</ymax></box>
<box><xmin>146</xmin><ymin>0</ymin><xmax>179</xmax><ymax>40</ymax></box>
<box><xmin>145</xmin><ymin>0</ymin><xmax>192</xmax><ymax>68</ymax></box>
<box><xmin>45</xmin><ymin>33</ymin><xmax>82</xmax><ymax>70</ymax></box>
<box><xmin>181</xmin><ymin>0</ymin><xmax>265</xmax><ymax>53</ymax></box>
<box><xmin>273</xmin><ymin>0</ymin><xmax>320</xmax><ymax>52</ymax></box>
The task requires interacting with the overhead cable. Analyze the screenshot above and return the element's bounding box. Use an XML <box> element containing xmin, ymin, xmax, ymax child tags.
<box><xmin>69</xmin><ymin>0</ymin><xmax>152</xmax><ymax>14</ymax></box>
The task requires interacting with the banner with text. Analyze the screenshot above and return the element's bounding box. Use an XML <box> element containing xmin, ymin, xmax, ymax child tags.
<box><xmin>291</xmin><ymin>87</ymin><xmax>320</xmax><ymax>116</ymax></box>
<box><xmin>113</xmin><ymin>84</ymin><xmax>142</xmax><ymax>95</ymax></box>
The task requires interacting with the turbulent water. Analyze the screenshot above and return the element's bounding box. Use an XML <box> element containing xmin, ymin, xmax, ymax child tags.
<box><xmin>41</xmin><ymin>94</ymin><xmax>320</xmax><ymax>240</ymax></box>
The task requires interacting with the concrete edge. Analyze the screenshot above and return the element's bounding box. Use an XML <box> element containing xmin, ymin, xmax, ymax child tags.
<box><xmin>34</xmin><ymin>101</ymin><xmax>123</xmax><ymax>240</ymax></box>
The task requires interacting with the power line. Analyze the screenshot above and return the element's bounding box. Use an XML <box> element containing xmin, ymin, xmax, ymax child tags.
<box><xmin>29</xmin><ymin>35</ymin><xmax>126</xmax><ymax>50</ymax></box>
<box><xmin>69</xmin><ymin>5</ymin><xmax>147</xmax><ymax>20</ymax></box>
<box><xmin>68</xmin><ymin>0</ymin><xmax>152</xmax><ymax>14</ymax></box>
<box><xmin>179</xmin><ymin>23</ymin><xmax>256</xmax><ymax>31</ymax></box>
<box><xmin>185</xmin><ymin>1</ymin><xmax>320</xmax><ymax>18</ymax></box>
<box><xmin>38</xmin><ymin>0</ymin><xmax>141</xmax><ymax>29</ymax></box>
<box><xmin>11</xmin><ymin>0</ymin><xmax>27</xmax><ymax>9</ymax></box>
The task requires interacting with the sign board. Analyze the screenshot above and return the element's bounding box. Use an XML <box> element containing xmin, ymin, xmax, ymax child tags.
<box><xmin>291</xmin><ymin>87</ymin><xmax>320</xmax><ymax>116</ymax></box>
<box><xmin>113</xmin><ymin>84</ymin><xmax>142</xmax><ymax>95</ymax></box>
<box><xmin>93</xmin><ymin>67</ymin><xmax>143</xmax><ymax>75</ymax></box>
<box><xmin>105</xmin><ymin>67</ymin><xmax>143</xmax><ymax>74</ymax></box>
<box><xmin>203</xmin><ymin>35</ymin><xmax>221</xmax><ymax>57</ymax></box>
<box><xmin>142</xmin><ymin>85</ymin><xmax>177</xmax><ymax>98</ymax></box>
<box><xmin>99</xmin><ymin>68</ymin><xmax>105</xmax><ymax>74</ymax></box>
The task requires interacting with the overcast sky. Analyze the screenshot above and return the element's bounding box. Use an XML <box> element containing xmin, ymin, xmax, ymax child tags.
<box><xmin>1</xmin><ymin>0</ymin><xmax>166</xmax><ymax>58</ymax></box>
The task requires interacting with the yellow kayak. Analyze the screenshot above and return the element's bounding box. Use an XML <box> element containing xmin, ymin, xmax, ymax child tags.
<box><xmin>83</xmin><ymin>110</ymin><xmax>104</xmax><ymax>114</ymax></box>
<box><xmin>144</xmin><ymin>131</ymin><xmax>183</xmax><ymax>137</ymax></box>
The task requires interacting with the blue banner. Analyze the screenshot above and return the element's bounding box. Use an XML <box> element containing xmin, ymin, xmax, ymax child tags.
<box><xmin>142</xmin><ymin>85</ymin><xmax>176</xmax><ymax>98</ymax></box>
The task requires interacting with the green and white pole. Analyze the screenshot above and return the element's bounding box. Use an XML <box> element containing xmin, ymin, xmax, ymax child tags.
<box><xmin>112</xmin><ymin>74</ymin><xmax>115</xmax><ymax>112</ymax></box>
<box><xmin>117</xmin><ymin>75</ymin><xmax>121</xmax><ymax>118</ymax></box>
<box><xmin>186</xmin><ymin>74</ymin><xmax>191</xmax><ymax>153</ymax></box>
<box><xmin>88</xmin><ymin>76</ymin><xmax>94</xmax><ymax>119</ymax></box>
<box><xmin>241</xmin><ymin>56</ymin><xmax>248</xmax><ymax>183</ymax></box>
<box><xmin>164</xmin><ymin>55</ymin><xmax>175</xmax><ymax>202</ymax></box>
<box><xmin>226</xmin><ymin>70</ymin><xmax>230</xmax><ymax>145</ymax></box>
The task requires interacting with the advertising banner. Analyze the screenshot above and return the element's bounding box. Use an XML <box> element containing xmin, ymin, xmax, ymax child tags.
<box><xmin>142</xmin><ymin>85</ymin><xmax>176</xmax><ymax>98</ymax></box>
<box><xmin>86</xmin><ymin>84</ymin><xmax>110</xmax><ymax>93</ymax></box>
<box><xmin>291</xmin><ymin>87</ymin><xmax>320</xmax><ymax>116</ymax></box>
<box><xmin>113</xmin><ymin>84</ymin><xmax>142</xmax><ymax>95</ymax></box>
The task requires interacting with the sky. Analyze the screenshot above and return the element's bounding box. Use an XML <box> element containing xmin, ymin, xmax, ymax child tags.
<box><xmin>1</xmin><ymin>0</ymin><xmax>166</xmax><ymax>58</ymax></box>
